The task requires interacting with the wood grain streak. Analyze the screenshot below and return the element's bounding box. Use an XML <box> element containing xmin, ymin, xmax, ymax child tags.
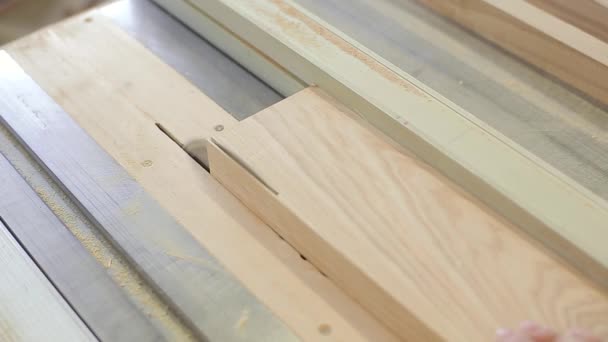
<box><xmin>526</xmin><ymin>0</ymin><xmax>608</xmax><ymax>43</ymax></box>
<box><xmin>209</xmin><ymin>88</ymin><xmax>608</xmax><ymax>341</ymax></box>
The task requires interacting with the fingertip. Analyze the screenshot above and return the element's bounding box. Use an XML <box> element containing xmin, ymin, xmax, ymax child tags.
<box><xmin>571</xmin><ymin>328</ymin><xmax>602</xmax><ymax>342</ymax></box>
<box><xmin>496</xmin><ymin>328</ymin><xmax>513</xmax><ymax>341</ymax></box>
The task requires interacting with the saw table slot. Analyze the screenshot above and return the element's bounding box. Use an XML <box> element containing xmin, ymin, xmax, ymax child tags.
<box><xmin>155</xmin><ymin>122</ymin><xmax>211</xmax><ymax>172</ymax></box>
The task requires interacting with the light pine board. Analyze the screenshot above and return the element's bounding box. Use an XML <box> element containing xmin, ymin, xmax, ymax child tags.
<box><xmin>0</xmin><ymin>219</ymin><xmax>95</xmax><ymax>342</ymax></box>
<box><xmin>167</xmin><ymin>0</ymin><xmax>608</xmax><ymax>291</ymax></box>
<box><xmin>208</xmin><ymin>87</ymin><xmax>608</xmax><ymax>341</ymax></box>
<box><xmin>5</xmin><ymin>13</ymin><xmax>398</xmax><ymax>342</ymax></box>
<box><xmin>415</xmin><ymin>0</ymin><xmax>608</xmax><ymax>105</ymax></box>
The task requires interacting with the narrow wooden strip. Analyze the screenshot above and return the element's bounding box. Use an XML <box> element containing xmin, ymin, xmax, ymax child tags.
<box><xmin>414</xmin><ymin>0</ymin><xmax>608</xmax><ymax>105</ymax></box>
<box><xmin>486</xmin><ymin>0</ymin><xmax>608</xmax><ymax>66</ymax></box>
<box><xmin>0</xmin><ymin>218</ymin><xmax>95</xmax><ymax>342</ymax></box>
<box><xmin>0</xmin><ymin>152</ymin><xmax>162</xmax><ymax>341</ymax></box>
<box><xmin>0</xmin><ymin>51</ymin><xmax>295</xmax><ymax>342</ymax></box>
<box><xmin>208</xmin><ymin>87</ymin><xmax>608</xmax><ymax>341</ymax></box>
<box><xmin>526</xmin><ymin>0</ymin><xmax>608</xmax><ymax>43</ymax></box>
<box><xmin>184</xmin><ymin>0</ymin><xmax>608</xmax><ymax>289</ymax></box>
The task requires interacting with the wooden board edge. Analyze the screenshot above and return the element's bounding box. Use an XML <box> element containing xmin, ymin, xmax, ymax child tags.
<box><xmin>206</xmin><ymin>136</ymin><xmax>443</xmax><ymax>342</ymax></box>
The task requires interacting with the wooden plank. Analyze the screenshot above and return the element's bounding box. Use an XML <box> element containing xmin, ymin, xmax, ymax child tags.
<box><xmin>414</xmin><ymin>0</ymin><xmax>608</xmax><ymax>105</ymax></box>
<box><xmin>0</xmin><ymin>218</ymin><xmax>95</xmax><ymax>342</ymax></box>
<box><xmin>0</xmin><ymin>151</ymin><xmax>162</xmax><ymax>341</ymax></box>
<box><xmin>5</xmin><ymin>14</ymin><xmax>399</xmax><ymax>342</ymax></box>
<box><xmin>526</xmin><ymin>0</ymin><xmax>608</xmax><ymax>43</ymax></box>
<box><xmin>0</xmin><ymin>51</ymin><xmax>295</xmax><ymax>342</ymax></box>
<box><xmin>13</xmin><ymin>14</ymin><xmax>238</xmax><ymax>146</ymax></box>
<box><xmin>178</xmin><ymin>0</ymin><xmax>608</xmax><ymax>290</ymax></box>
<box><xmin>208</xmin><ymin>87</ymin><xmax>608</xmax><ymax>341</ymax></box>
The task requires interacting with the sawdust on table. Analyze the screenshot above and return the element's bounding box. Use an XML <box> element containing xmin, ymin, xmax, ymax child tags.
<box><xmin>264</xmin><ymin>0</ymin><xmax>429</xmax><ymax>98</ymax></box>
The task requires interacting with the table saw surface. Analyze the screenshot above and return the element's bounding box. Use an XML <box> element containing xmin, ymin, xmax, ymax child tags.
<box><xmin>1</xmin><ymin>0</ymin><xmax>608</xmax><ymax>340</ymax></box>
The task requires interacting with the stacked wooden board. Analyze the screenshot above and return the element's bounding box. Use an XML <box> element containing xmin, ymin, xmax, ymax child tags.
<box><xmin>414</xmin><ymin>0</ymin><xmax>608</xmax><ymax>106</ymax></box>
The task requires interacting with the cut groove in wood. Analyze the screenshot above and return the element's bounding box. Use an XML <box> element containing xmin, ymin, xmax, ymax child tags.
<box><xmin>209</xmin><ymin>137</ymin><xmax>279</xmax><ymax>195</ymax></box>
<box><xmin>208</xmin><ymin>87</ymin><xmax>608</xmax><ymax>341</ymax></box>
<box><xmin>526</xmin><ymin>0</ymin><xmax>608</xmax><ymax>43</ymax></box>
<box><xmin>156</xmin><ymin>122</ymin><xmax>210</xmax><ymax>170</ymax></box>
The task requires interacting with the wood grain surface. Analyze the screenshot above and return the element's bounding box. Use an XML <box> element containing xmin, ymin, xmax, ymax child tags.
<box><xmin>4</xmin><ymin>13</ymin><xmax>398</xmax><ymax>342</ymax></box>
<box><xmin>0</xmin><ymin>219</ymin><xmax>95</xmax><ymax>342</ymax></box>
<box><xmin>526</xmin><ymin>0</ymin><xmax>608</xmax><ymax>43</ymax></box>
<box><xmin>209</xmin><ymin>87</ymin><xmax>608</xmax><ymax>341</ymax></box>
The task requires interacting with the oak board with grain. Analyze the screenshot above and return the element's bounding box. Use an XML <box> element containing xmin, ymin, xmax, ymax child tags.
<box><xmin>208</xmin><ymin>87</ymin><xmax>608</xmax><ymax>341</ymax></box>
